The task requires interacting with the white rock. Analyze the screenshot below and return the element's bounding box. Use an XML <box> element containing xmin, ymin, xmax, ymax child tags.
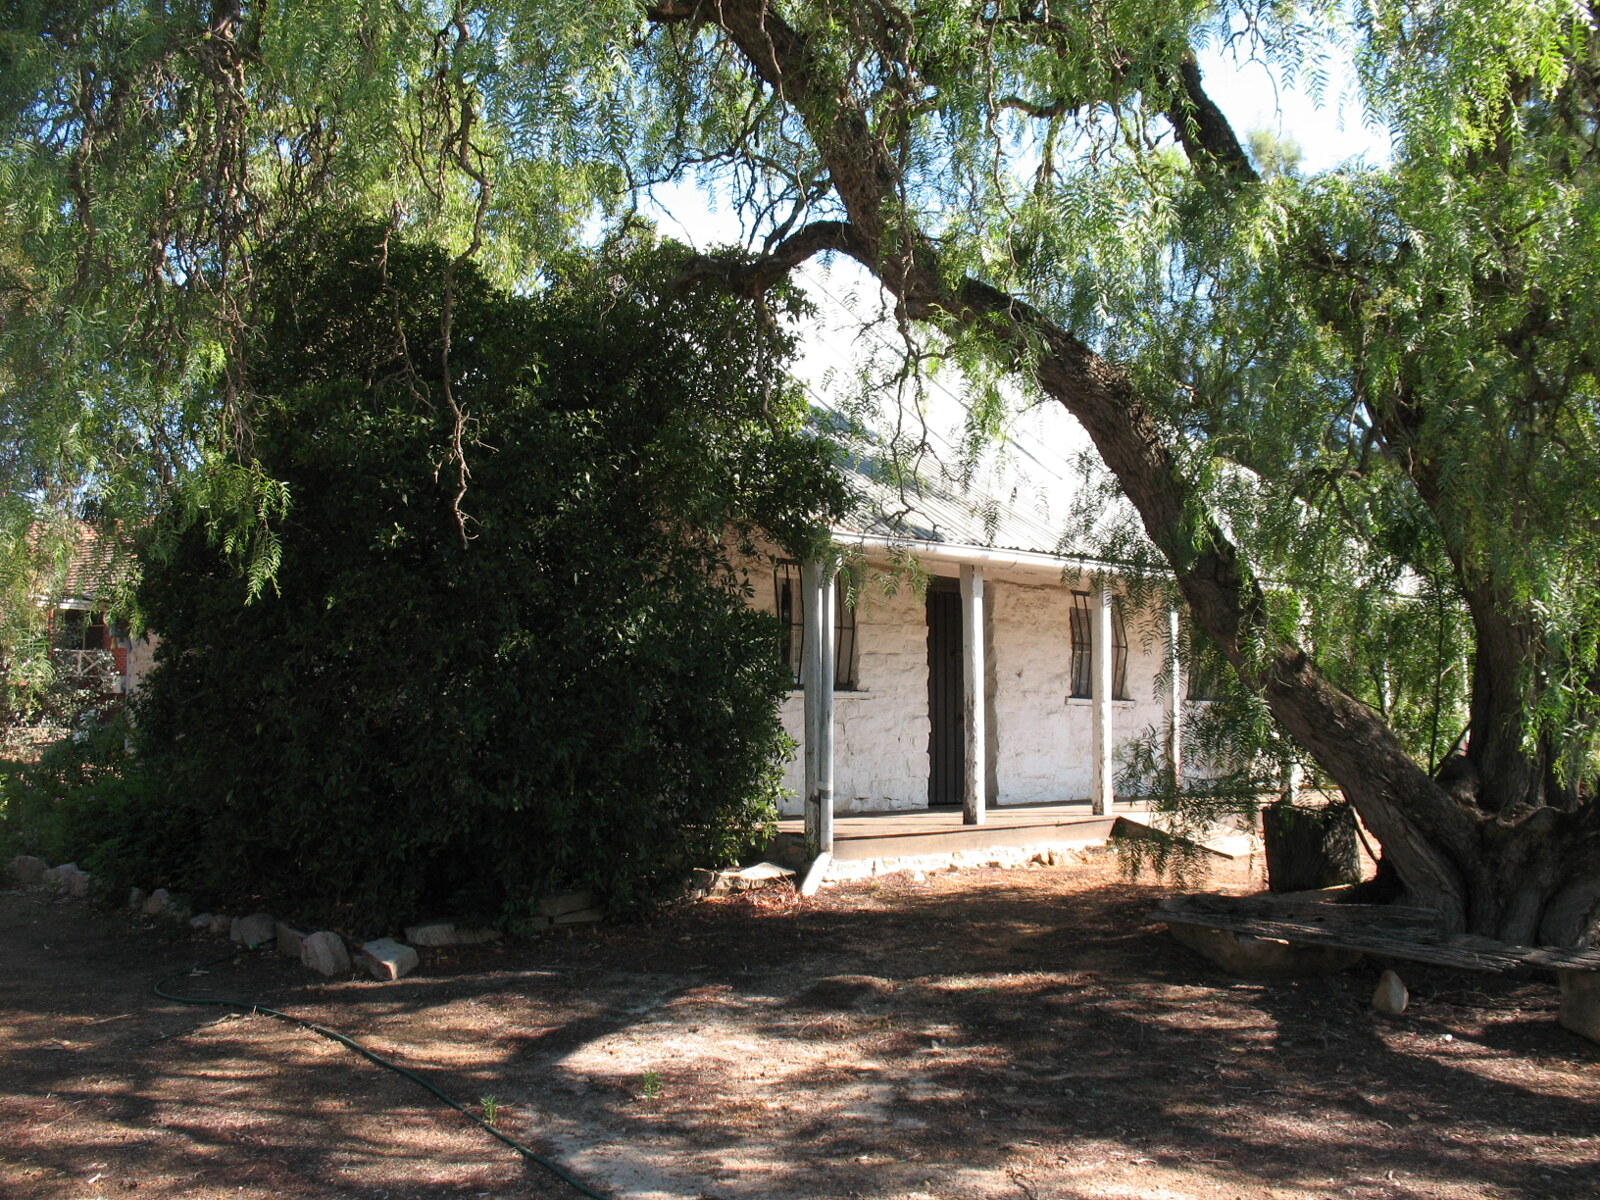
<box><xmin>44</xmin><ymin>864</ymin><xmax>88</xmax><ymax>897</ymax></box>
<box><xmin>536</xmin><ymin>890</ymin><xmax>592</xmax><ymax>918</ymax></box>
<box><xmin>231</xmin><ymin>912</ymin><xmax>275</xmax><ymax>946</ymax></box>
<box><xmin>1558</xmin><ymin>969</ymin><xmax>1600</xmax><ymax>1045</ymax></box>
<box><xmin>205</xmin><ymin>914</ymin><xmax>231</xmax><ymax>937</ymax></box>
<box><xmin>730</xmin><ymin>861</ymin><xmax>793</xmax><ymax>882</ymax></box>
<box><xmin>301</xmin><ymin>931</ymin><xmax>352</xmax><ymax>977</ymax></box>
<box><xmin>42</xmin><ymin>863</ymin><xmax>72</xmax><ymax>888</ymax></box>
<box><xmin>142</xmin><ymin>888</ymin><xmax>170</xmax><ymax>916</ymax></box>
<box><xmin>128</xmin><ymin>887</ymin><xmax>147</xmax><ymax>910</ymax></box>
<box><xmin>10</xmin><ymin>855</ymin><xmax>47</xmax><ymax>885</ymax></box>
<box><xmin>1373</xmin><ymin>969</ymin><xmax>1409</xmax><ymax>1016</ymax></box>
<box><xmin>404</xmin><ymin>920</ymin><xmax>500</xmax><ymax>947</ymax></box>
<box><xmin>359</xmin><ymin>938</ymin><xmax>419</xmax><ymax>981</ymax></box>
<box><xmin>552</xmin><ymin>908</ymin><xmax>603</xmax><ymax>925</ymax></box>
<box><xmin>190</xmin><ymin>913</ymin><xmax>215</xmax><ymax>930</ymax></box>
<box><xmin>274</xmin><ymin>922</ymin><xmax>307</xmax><ymax>959</ymax></box>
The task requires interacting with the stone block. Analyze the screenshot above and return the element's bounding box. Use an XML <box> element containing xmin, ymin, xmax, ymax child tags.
<box><xmin>40</xmin><ymin>863</ymin><xmax>72</xmax><ymax>889</ymax></box>
<box><xmin>231</xmin><ymin>912</ymin><xmax>276</xmax><ymax>946</ymax></box>
<box><xmin>404</xmin><ymin>919</ymin><xmax>501</xmax><ymax>947</ymax></box>
<box><xmin>697</xmin><ymin>862</ymin><xmax>795</xmax><ymax>897</ymax></box>
<box><xmin>206</xmin><ymin>914</ymin><xmax>231</xmax><ymax>937</ymax></box>
<box><xmin>1167</xmin><ymin>922</ymin><xmax>1363</xmax><ymax>980</ymax></box>
<box><xmin>1557</xmin><ymin>969</ymin><xmax>1600</xmax><ymax>1045</ymax></box>
<box><xmin>730</xmin><ymin>861</ymin><xmax>793</xmax><ymax>883</ymax></box>
<box><xmin>190</xmin><ymin>913</ymin><xmax>216</xmax><ymax>930</ymax></box>
<box><xmin>537</xmin><ymin>890</ymin><xmax>592</xmax><ymax>918</ymax></box>
<box><xmin>10</xmin><ymin>855</ymin><xmax>47</xmax><ymax>885</ymax></box>
<box><xmin>275</xmin><ymin>922</ymin><xmax>307</xmax><ymax>959</ymax></box>
<box><xmin>142</xmin><ymin>888</ymin><xmax>171</xmax><ymax>916</ymax></box>
<box><xmin>45</xmin><ymin>864</ymin><xmax>88</xmax><ymax>897</ymax></box>
<box><xmin>552</xmin><ymin>908</ymin><xmax>603</xmax><ymax>926</ymax></box>
<box><xmin>359</xmin><ymin>938</ymin><xmax>419</xmax><ymax>981</ymax></box>
<box><xmin>1372</xmin><ymin>969</ymin><xmax>1409</xmax><ymax>1016</ymax></box>
<box><xmin>301</xmin><ymin>931</ymin><xmax>351</xmax><ymax>977</ymax></box>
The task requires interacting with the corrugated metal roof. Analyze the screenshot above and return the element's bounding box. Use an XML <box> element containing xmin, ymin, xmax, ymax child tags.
<box><xmin>820</xmin><ymin>399</ymin><xmax>1134</xmax><ymax>561</ymax></box>
<box><xmin>837</xmin><ymin>462</ymin><xmax>1072</xmax><ymax>556</ymax></box>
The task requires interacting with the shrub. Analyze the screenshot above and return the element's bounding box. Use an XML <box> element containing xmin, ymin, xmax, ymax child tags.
<box><xmin>108</xmin><ymin>222</ymin><xmax>844</xmax><ymax>932</ymax></box>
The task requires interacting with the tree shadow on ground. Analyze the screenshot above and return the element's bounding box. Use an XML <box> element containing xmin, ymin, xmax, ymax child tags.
<box><xmin>5</xmin><ymin>864</ymin><xmax>1597</xmax><ymax>1200</ymax></box>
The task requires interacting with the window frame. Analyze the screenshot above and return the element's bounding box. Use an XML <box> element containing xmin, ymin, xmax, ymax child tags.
<box><xmin>775</xmin><ymin>562</ymin><xmax>858</xmax><ymax>691</ymax></box>
<box><xmin>1069</xmin><ymin>590</ymin><xmax>1130</xmax><ymax>701</ymax></box>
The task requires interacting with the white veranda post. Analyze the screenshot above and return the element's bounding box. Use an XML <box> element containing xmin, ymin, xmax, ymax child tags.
<box><xmin>1091</xmin><ymin>581</ymin><xmax>1114</xmax><ymax>817</ymax></box>
<box><xmin>1165</xmin><ymin>605</ymin><xmax>1183</xmax><ymax>786</ymax></box>
<box><xmin>960</xmin><ymin>564</ymin><xmax>986</xmax><ymax>826</ymax></box>
<box><xmin>801</xmin><ymin>560</ymin><xmax>835</xmax><ymax>857</ymax></box>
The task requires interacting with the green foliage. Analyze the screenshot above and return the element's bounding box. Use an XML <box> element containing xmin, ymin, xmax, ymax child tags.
<box><xmin>1117</xmin><ymin>579</ymin><xmax>1468</xmax><ymax>883</ymax></box>
<box><xmin>6</xmin><ymin>0</ymin><xmax>1600</xmax><ymax>926</ymax></box>
<box><xmin>0</xmin><ymin>0</ymin><xmax>626</xmax><ymax>605</ymax></box>
<box><xmin>0</xmin><ymin>718</ymin><xmax>163</xmax><ymax>889</ymax></box>
<box><xmin>1246</xmin><ymin>130</ymin><xmax>1304</xmax><ymax>180</ymax></box>
<box><xmin>104</xmin><ymin>221</ymin><xmax>844</xmax><ymax>932</ymax></box>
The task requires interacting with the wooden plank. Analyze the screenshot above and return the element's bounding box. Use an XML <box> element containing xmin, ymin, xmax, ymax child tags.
<box><xmin>1153</xmin><ymin>894</ymin><xmax>1600</xmax><ymax>974</ymax></box>
<box><xmin>1155</xmin><ymin>910</ymin><xmax>1524</xmax><ymax>972</ymax></box>
<box><xmin>1162</xmin><ymin>892</ymin><xmax>1441</xmax><ymax>928</ymax></box>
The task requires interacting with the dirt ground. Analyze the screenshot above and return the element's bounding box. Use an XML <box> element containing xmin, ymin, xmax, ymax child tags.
<box><xmin>2</xmin><ymin>850</ymin><xmax>1596</xmax><ymax>1200</ymax></box>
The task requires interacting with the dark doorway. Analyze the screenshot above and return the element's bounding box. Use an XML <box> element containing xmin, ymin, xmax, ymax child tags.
<box><xmin>926</xmin><ymin>583</ymin><xmax>964</xmax><ymax>807</ymax></box>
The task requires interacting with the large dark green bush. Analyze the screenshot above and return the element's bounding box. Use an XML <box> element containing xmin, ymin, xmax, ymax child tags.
<box><xmin>111</xmin><ymin>222</ymin><xmax>844</xmax><ymax>932</ymax></box>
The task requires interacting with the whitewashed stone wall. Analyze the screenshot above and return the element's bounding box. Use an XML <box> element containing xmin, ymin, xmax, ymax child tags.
<box><xmin>759</xmin><ymin>573</ymin><xmax>930</xmax><ymax>815</ymax></box>
<box><xmin>987</xmin><ymin>577</ymin><xmax>1169</xmax><ymax>804</ymax></box>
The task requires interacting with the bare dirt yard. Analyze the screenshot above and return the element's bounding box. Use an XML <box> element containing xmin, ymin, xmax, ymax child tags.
<box><xmin>2</xmin><ymin>849</ymin><xmax>1596</xmax><ymax>1200</ymax></box>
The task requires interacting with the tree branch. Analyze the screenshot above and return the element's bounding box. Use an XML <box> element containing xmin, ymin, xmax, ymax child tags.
<box><xmin>675</xmin><ymin>219</ymin><xmax>869</xmax><ymax>294</ymax></box>
<box><xmin>997</xmin><ymin>95</ymin><xmax>1072</xmax><ymax>119</ymax></box>
<box><xmin>1162</xmin><ymin>52</ymin><xmax>1258</xmax><ymax>185</ymax></box>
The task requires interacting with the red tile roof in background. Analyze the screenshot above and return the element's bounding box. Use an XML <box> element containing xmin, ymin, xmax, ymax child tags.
<box><xmin>31</xmin><ymin>520</ymin><xmax>134</xmax><ymax>606</ymax></box>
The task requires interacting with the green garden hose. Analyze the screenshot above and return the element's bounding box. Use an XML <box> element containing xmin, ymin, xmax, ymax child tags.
<box><xmin>154</xmin><ymin>940</ymin><xmax>610</xmax><ymax>1200</ymax></box>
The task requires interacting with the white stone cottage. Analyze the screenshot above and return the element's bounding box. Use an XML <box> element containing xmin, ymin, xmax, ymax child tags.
<box><xmin>740</xmin><ymin>414</ymin><xmax>1197</xmax><ymax>856</ymax></box>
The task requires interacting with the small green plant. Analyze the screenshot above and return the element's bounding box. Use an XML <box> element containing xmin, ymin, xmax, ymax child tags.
<box><xmin>638</xmin><ymin>1071</ymin><xmax>662</xmax><ymax>1101</ymax></box>
<box><xmin>478</xmin><ymin>1095</ymin><xmax>500</xmax><ymax>1127</ymax></box>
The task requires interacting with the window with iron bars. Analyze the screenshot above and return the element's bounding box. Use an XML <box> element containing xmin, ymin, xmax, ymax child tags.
<box><xmin>1069</xmin><ymin>591</ymin><xmax>1129</xmax><ymax>700</ymax></box>
<box><xmin>774</xmin><ymin>562</ymin><xmax>858</xmax><ymax>690</ymax></box>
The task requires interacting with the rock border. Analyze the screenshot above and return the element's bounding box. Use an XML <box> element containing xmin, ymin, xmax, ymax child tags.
<box><xmin>7</xmin><ymin>855</ymin><xmax>617</xmax><ymax>986</ymax></box>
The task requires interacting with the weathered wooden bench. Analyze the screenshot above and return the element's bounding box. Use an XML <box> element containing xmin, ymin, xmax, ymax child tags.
<box><xmin>1152</xmin><ymin>892</ymin><xmax>1600</xmax><ymax>1044</ymax></box>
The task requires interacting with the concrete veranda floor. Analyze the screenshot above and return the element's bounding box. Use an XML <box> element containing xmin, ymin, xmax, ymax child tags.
<box><xmin>774</xmin><ymin>797</ymin><xmax>1159</xmax><ymax>862</ymax></box>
